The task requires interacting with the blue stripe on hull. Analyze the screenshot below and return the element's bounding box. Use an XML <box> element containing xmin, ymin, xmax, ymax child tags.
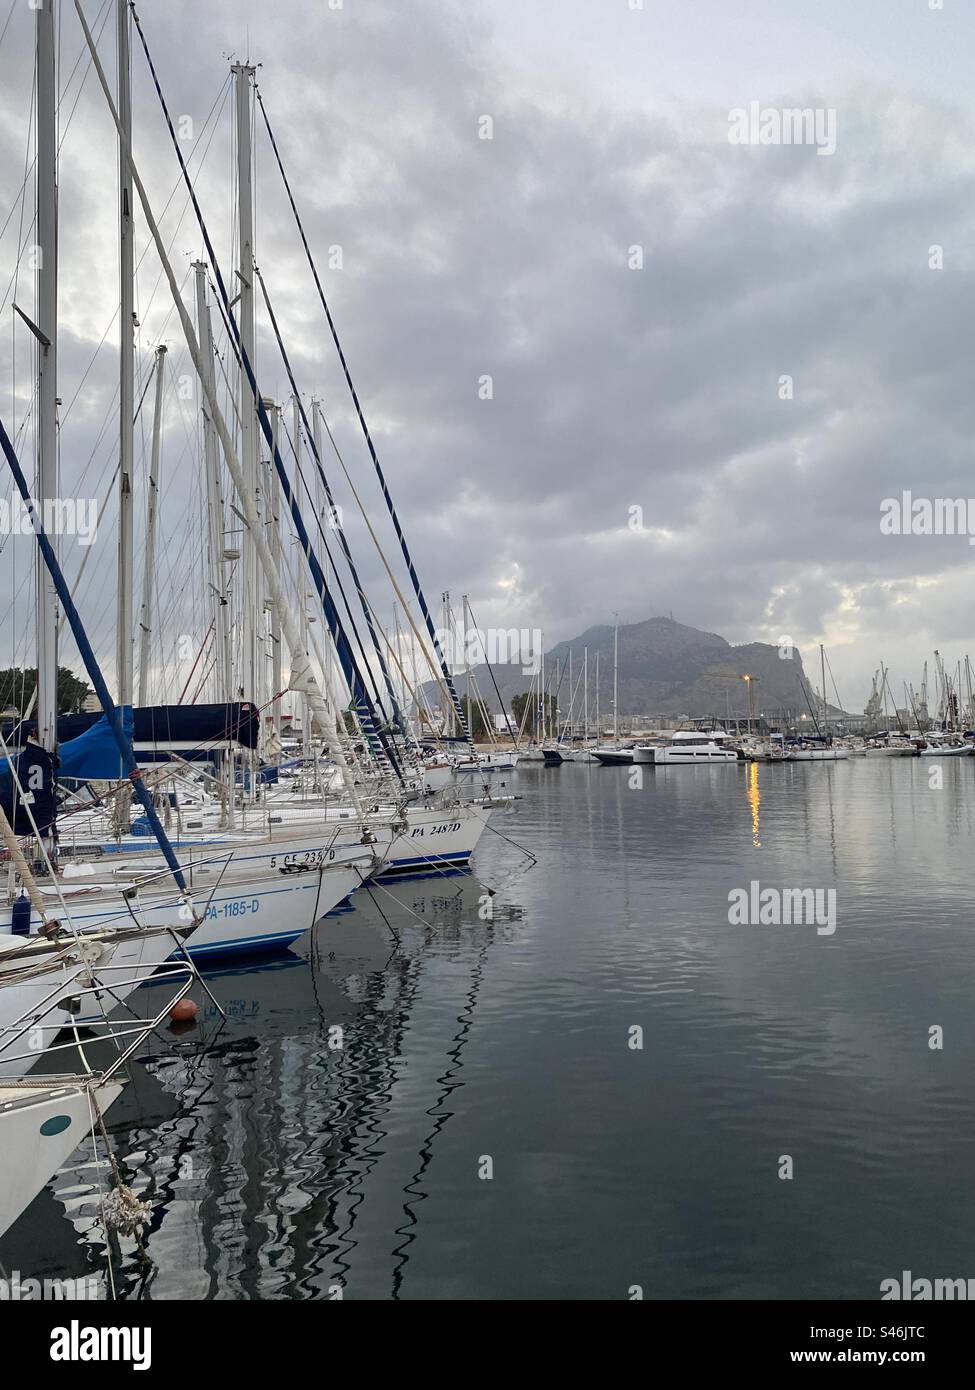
<box><xmin>181</xmin><ymin>929</ymin><xmax>307</xmax><ymax>959</ymax></box>
<box><xmin>374</xmin><ymin>851</ymin><xmax>471</xmax><ymax>882</ymax></box>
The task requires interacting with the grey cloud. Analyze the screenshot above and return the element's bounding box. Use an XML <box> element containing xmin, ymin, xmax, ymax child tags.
<box><xmin>1</xmin><ymin>1</ymin><xmax>973</xmax><ymax>705</ymax></box>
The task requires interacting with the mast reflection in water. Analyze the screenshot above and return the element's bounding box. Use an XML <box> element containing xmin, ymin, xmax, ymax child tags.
<box><xmin>42</xmin><ymin>875</ymin><xmax>526</xmax><ymax>1300</ymax></box>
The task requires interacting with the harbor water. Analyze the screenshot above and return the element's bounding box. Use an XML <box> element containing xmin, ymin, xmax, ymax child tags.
<box><xmin>3</xmin><ymin>757</ymin><xmax>974</xmax><ymax>1299</ymax></box>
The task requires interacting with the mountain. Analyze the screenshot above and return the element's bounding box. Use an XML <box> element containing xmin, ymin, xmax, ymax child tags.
<box><xmin>428</xmin><ymin>616</ymin><xmax>839</xmax><ymax>721</ymax></box>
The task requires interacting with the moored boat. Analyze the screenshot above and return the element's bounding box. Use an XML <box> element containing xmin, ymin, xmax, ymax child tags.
<box><xmin>645</xmin><ymin>730</ymin><xmax>739</xmax><ymax>765</ymax></box>
<box><xmin>591</xmin><ymin>744</ymin><xmax>636</xmax><ymax>766</ymax></box>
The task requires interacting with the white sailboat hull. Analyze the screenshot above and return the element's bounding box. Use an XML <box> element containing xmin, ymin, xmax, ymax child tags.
<box><xmin>379</xmin><ymin>802</ymin><xmax>492</xmax><ymax>877</ymax></box>
<box><xmin>0</xmin><ymin>852</ymin><xmax>374</xmax><ymax>962</ymax></box>
<box><xmin>0</xmin><ymin>1078</ymin><xmax>124</xmax><ymax>1238</ymax></box>
<box><xmin>59</xmin><ymin>800</ymin><xmax>491</xmax><ymax>884</ymax></box>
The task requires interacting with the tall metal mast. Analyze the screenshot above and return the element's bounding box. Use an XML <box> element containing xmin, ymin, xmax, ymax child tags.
<box><xmin>233</xmin><ymin>62</ymin><xmax>259</xmax><ymax>709</ymax></box>
<box><xmin>34</xmin><ymin>0</ymin><xmax>58</xmax><ymax>753</ymax></box>
<box><xmin>71</xmin><ymin>2</ymin><xmax>366</xmax><ymax>816</ymax></box>
<box><xmin>612</xmin><ymin>615</ymin><xmax>619</xmax><ymax>743</ymax></box>
<box><xmin>561</xmin><ymin>647</ymin><xmax>570</xmax><ymax>745</ymax></box>
<box><xmin>193</xmin><ymin>263</ymin><xmax>231</xmax><ymax>703</ymax></box>
<box><xmin>136</xmin><ymin>345</ymin><xmax>165</xmax><ymax>704</ymax></box>
<box><xmin>268</xmin><ymin>401</ymin><xmax>283</xmax><ymax>748</ymax></box>
<box><xmin>595</xmin><ymin>650</ymin><xmax>600</xmax><ymax>739</ymax></box>
<box><xmin>539</xmin><ymin>644</ymin><xmax>544</xmax><ymax>741</ymax></box>
<box><xmin>583</xmin><ymin>646</ymin><xmax>588</xmax><ymax>746</ymax></box>
<box><xmin>441</xmin><ymin>592</ymin><xmax>451</xmax><ymax>736</ymax></box>
<box><xmin>292</xmin><ymin>395</ymin><xmax>311</xmax><ymax>759</ymax></box>
<box><xmin>116</xmin><ymin>0</ymin><xmax>135</xmax><ymax>706</ymax></box>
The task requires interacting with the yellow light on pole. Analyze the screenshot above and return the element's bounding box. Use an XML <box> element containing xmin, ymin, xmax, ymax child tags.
<box><xmin>742</xmin><ymin>675</ymin><xmax>755</xmax><ymax>734</ymax></box>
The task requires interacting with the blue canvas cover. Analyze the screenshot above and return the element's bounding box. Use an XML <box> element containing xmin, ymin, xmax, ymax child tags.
<box><xmin>57</xmin><ymin>707</ymin><xmax>135</xmax><ymax>782</ymax></box>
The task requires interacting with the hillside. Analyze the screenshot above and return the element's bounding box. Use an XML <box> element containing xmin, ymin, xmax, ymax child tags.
<box><xmin>429</xmin><ymin>616</ymin><xmax>839</xmax><ymax>720</ymax></box>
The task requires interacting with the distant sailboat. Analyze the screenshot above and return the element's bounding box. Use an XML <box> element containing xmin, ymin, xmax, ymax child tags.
<box><xmin>593</xmin><ymin>617</ymin><xmax>635</xmax><ymax>763</ymax></box>
<box><xmin>789</xmin><ymin>646</ymin><xmax>850</xmax><ymax>760</ymax></box>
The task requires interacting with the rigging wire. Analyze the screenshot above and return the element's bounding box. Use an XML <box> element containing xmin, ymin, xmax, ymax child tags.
<box><xmin>128</xmin><ymin>7</ymin><xmax>399</xmax><ymax>781</ymax></box>
<box><xmin>252</xmin><ymin>79</ymin><xmax>473</xmax><ymax>751</ymax></box>
<box><xmin>254</xmin><ymin>267</ymin><xmax>404</xmax><ymax>733</ymax></box>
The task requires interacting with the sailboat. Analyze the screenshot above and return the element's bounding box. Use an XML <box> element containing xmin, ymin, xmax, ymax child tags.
<box><xmin>124</xmin><ymin>44</ymin><xmax>503</xmax><ymax>882</ymax></box>
<box><xmin>864</xmin><ymin>663</ymin><xmax>917</xmax><ymax>755</ymax></box>
<box><xmin>915</xmin><ymin>651</ymin><xmax>973</xmax><ymax>754</ymax></box>
<box><xmin>0</xmin><ymin>1</ymin><xmax>211</xmax><ymax>1230</ymax></box>
<box><xmin>447</xmin><ymin>596</ymin><xmax>520</xmax><ymax>773</ymax></box>
<box><xmin>591</xmin><ymin>616</ymin><xmax>638</xmax><ymax>763</ymax></box>
<box><xmin>0</xmin><ymin>10</ymin><xmax>384</xmax><ymax>961</ymax></box>
<box><xmin>0</xmin><ymin>1073</ymin><xmax>124</xmax><ymax>1240</ymax></box>
<box><xmin>0</xmin><ymin>905</ymin><xmax>198</xmax><ymax>1238</ymax></box>
<box><xmin>788</xmin><ymin>646</ymin><xmax>850</xmax><ymax>760</ymax></box>
<box><xmin>1</xmin><ymin>4</ymin><xmax>511</xmax><ymax>990</ymax></box>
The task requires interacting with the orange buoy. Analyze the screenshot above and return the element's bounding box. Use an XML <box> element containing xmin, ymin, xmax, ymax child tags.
<box><xmin>169</xmin><ymin>998</ymin><xmax>199</xmax><ymax>1024</ymax></box>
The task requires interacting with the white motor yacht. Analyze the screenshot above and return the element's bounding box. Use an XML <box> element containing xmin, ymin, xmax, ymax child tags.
<box><xmin>640</xmin><ymin>730</ymin><xmax>739</xmax><ymax>765</ymax></box>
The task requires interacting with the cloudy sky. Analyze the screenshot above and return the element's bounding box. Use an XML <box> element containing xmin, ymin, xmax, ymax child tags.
<box><xmin>2</xmin><ymin>0</ymin><xmax>975</xmax><ymax>712</ymax></box>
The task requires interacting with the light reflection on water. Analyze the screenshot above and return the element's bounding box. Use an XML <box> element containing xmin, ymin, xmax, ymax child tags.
<box><xmin>4</xmin><ymin>758</ymin><xmax>975</xmax><ymax>1299</ymax></box>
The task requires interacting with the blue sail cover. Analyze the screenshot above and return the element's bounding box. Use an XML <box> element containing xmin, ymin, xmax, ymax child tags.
<box><xmin>0</xmin><ymin>742</ymin><xmax>56</xmax><ymax>834</ymax></box>
<box><xmin>5</xmin><ymin>702</ymin><xmax>259</xmax><ymax>751</ymax></box>
<box><xmin>58</xmin><ymin>708</ymin><xmax>135</xmax><ymax>783</ymax></box>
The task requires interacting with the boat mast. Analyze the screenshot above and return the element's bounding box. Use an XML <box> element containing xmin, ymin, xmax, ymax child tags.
<box><xmin>561</xmin><ymin>647</ymin><xmax>570</xmax><ymax>745</ymax></box>
<box><xmin>613</xmin><ymin>615</ymin><xmax>619</xmax><ymax>743</ymax></box>
<box><xmin>441</xmin><ymin>591</ymin><xmax>452</xmax><ymax>737</ymax></box>
<box><xmin>268</xmin><ymin>400</ymin><xmax>283</xmax><ymax>748</ymax></box>
<box><xmin>392</xmin><ymin>601</ymin><xmax>405</xmax><ymax>727</ymax></box>
<box><xmin>539</xmin><ymin>644</ymin><xmax>545</xmax><ymax>741</ymax></box>
<box><xmin>34</xmin><ymin>0</ymin><xmax>58</xmax><ymax>755</ymax></box>
<box><xmin>233</xmin><ymin>61</ymin><xmax>260</xmax><ymax>716</ymax></box>
<box><xmin>193</xmin><ymin>261</ymin><xmax>231</xmax><ymax>703</ymax></box>
<box><xmin>820</xmin><ymin>643</ymin><xmax>828</xmax><ymax>739</ymax></box>
<box><xmin>595</xmin><ymin>650</ymin><xmax>600</xmax><ymax>739</ymax></box>
<box><xmin>583</xmin><ymin>646</ymin><xmax>589</xmax><ymax>745</ymax></box>
<box><xmin>409</xmin><ymin>618</ymin><xmax>424</xmax><ymax>738</ymax></box>
<box><xmin>462</xmin><ymin>594</ymin><xmax>472</xmax><ymax>734</ymax></box>
<box><xmin>116</xmin><ymin>0</ymin><xmax>135</xmax><ymax>708</ymax></box>
<box><xmin>136</xmin><ymin>344</ymin><xmax>166</xmax><ymax>703</ymax></box>
<box><xmin>292</xmin><ymin>395</ymin><xmax>311</xmax><ymax>763</ymax></box>
<box><xmin>72</xmin><ymin>5</ymin><xmax>367</xmax><ymax>816</ymax></box>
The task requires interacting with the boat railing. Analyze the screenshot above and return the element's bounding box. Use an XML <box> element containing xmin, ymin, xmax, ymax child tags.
<box><xmin>0</xmin><ymin>951</ymin><xmax>195</xmax><ymax>1076</ymax></box>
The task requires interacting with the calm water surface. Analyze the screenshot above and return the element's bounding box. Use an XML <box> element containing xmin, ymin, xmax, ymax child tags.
<box><xmin>3</xmin><ymin>758</ymin><xmax>975</xmax><ymax>1299</ymax></box>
